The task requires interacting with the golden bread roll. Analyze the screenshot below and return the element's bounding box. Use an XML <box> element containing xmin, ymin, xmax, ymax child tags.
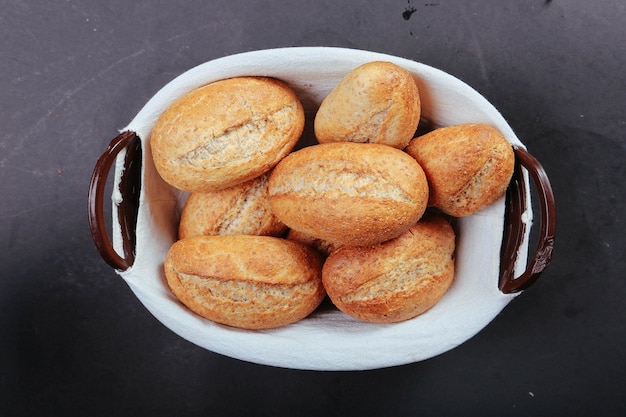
<box><xmin>150</xmin><ymin>77</ymin><xmax>305</xmax><ymax>193</ymax></box>
<box><xmin>405</xmin><ymin>123</ymin><xmax>515</xmax><ymax>217</ymax></box>
<box><xmin>164</xmin><ymin>235</ymin><xmax>325</xmax><ymax>330</ymax></box>
<box><xmin>322</xmin><ymin>215</ymin><xmax>455</xmax><ymax>323</ymax></box>
<box><xmin>268</xmin><ymin>142</ymin><xmax>429</xmax><ymax>247</ymax></box>
<box><xmin>178</xmin><ymin>172</ymin><xmax>287</xmax><ymax>240</ymax></box>
<box><xmin>286</xmin><ymin>229</ymin><xmax>342</xmax><ymax>257</ymax></box>
<box><xmin>314</xmin><ymin>61</ymin><xmax>420</xmax><ymax>149</ymax></box>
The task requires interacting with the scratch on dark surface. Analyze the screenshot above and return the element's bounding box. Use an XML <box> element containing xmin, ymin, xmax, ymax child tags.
<box><xmin>51</xmin><ymin>48</ymin><xmax>146</xmax><ymax>112</ymax></box>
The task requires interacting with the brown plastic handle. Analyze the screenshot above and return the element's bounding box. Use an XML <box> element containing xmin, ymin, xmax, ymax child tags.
<box><xmin>499</xmin><ymin>147</ymin><xmax>556</xmax><ymax>293</ymax></box>
<box><xmin>88</xmin><ymin>131</ymin><xmax>142</xmax><ymax>271</ymax></box>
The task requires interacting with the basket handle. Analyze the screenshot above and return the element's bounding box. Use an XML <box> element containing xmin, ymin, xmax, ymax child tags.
<box><xmin>499</xmin><ymin>147</ymin><xmax>556</xmax><ymax>293</ymax></box>
<box><xmin>88</xmin><ymin>131</ymin><xmax>142</xmax><ymax>271</ymax></box>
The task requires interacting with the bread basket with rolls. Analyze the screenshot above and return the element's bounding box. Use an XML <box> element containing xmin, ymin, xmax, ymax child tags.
<box><xmin>88</xmin><ymin>47</ymin><xmax>556</xmax><ymax>370</ymax></box>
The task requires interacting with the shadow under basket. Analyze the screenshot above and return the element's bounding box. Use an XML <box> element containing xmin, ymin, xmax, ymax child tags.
<box><xmin>88</xmin><ymin>47</ymin><xmax>555</xmax><ymax>371</ymax></box>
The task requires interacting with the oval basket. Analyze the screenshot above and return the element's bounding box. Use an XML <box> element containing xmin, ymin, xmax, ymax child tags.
<box><xmin>88</xmin><ymin>47</ymin><xmax>555</xmax><ymax>371</ymax></box>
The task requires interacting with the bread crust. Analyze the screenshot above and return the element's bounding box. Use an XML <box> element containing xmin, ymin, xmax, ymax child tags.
<box><xmin>164</xmin><ymin>235</ymin><xmax>325</xmax><ymax>330</ymax></box>
<box><xmin>151</xmin><ymin>77</ymin><xmax>305</xmax><ymax>192</ymax></box>
<box><xmin>405</xmin><ymin>123</ymin><xmax>515</xmax><ymax>217</ymax></box>
<box><xmin>322</xmin><ymin>215</ymin><xmax>455</xmax><ymax>323</ymax></box>
<box><xmin>178</xmin><ymin>172</ymin><xmax>287</xmax><ymax>239</ymax></box>
<box><xmin>314</xmin><ymin>61</ymin><xmax>420</xmax><ymax>149</ymax></box>
<box><xmin>268</xmin><ymin>142</ymin><xmax>429</xmax><ymax>247</ymax></box>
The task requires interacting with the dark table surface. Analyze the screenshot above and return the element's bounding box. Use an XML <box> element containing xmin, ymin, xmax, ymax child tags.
<box><xmin>2</xmin><ymin>1</ymin><xmax>625</xmax><ymax>415</ymax></box>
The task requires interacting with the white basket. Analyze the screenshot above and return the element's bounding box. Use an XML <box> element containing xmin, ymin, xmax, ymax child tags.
<box><xmin>89</xmin><ymin>47</ymin><xmax>555</xmax><ymax>371</ymax></box>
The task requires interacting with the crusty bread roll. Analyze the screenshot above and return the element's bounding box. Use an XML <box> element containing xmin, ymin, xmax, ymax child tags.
<box><xmin>150</xmin><ymin>77</ymin><xmax>305</xmax><ymax>193</ymax></box>
<box><xmin>178</xmin><ymin>172</ymin><xmax>287</xmax><ymax>240</ymax></box>
<box><xmin>322</xmin><ymin>215</ymin><xmax>455</xmax><ymax>323</ymax></box>
<box><xmin>164</xmin><ymin>235</ymin><xmax>325</xmax><ymax>330</ymax></box>
<box><xmin>405</xmin><ymin>123</ymin><xmax>515</xmax><ymax>217</ymax></box>
<box><xmin>314</xmin><ymin>61</ymin><xmax>420</xmax><ymax>149</ymax></box>
<box><xmin>268</xmin><ymin>142</ymin><xmax>429</xmax><ymax>247</ymax></box>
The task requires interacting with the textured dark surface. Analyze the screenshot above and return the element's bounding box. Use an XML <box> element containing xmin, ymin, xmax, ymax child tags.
<box><xmin>1</xmin><ymin>0</ymin><xmax>625</xmax><ymax>415</ymax></box>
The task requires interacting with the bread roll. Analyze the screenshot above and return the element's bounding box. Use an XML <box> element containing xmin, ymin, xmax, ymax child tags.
<box><xmin>178</xmin><ymin>172</ymin><xmax>287</xmax><ymax>239</ymax></box>
<box><xmin>405</xmin><ymin>123</ymin><xmax>515</xmax><ymax>217</ymax></box>
<box><xmin>268</xmin><ymin>142</ymin><xmax>429</xmax><ymax>247</ymax></box>
<box><xmin>164</xmin><ymin>235</ymin><xmax>325</xmax><ymax>330</ymax></box>
<box><xmin>314</xmin><ymin>61</ymin><xmax>420</xmax><ymax>149</ymax></box>
<box><xmin>150</xmin><ymin>77</ymin><xmax>305</xmax><ymax>193</ymax></box>
<box><xmin>322</xmin><ymin>215</ymin><xmax>455</xmax><ymax>323</ymax></box>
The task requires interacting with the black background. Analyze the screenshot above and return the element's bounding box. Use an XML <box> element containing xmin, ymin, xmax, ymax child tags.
<box><xmin>2</xmin><ymin>0</ymin><xmax>625</xmax><ymax>415</ymax></box>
